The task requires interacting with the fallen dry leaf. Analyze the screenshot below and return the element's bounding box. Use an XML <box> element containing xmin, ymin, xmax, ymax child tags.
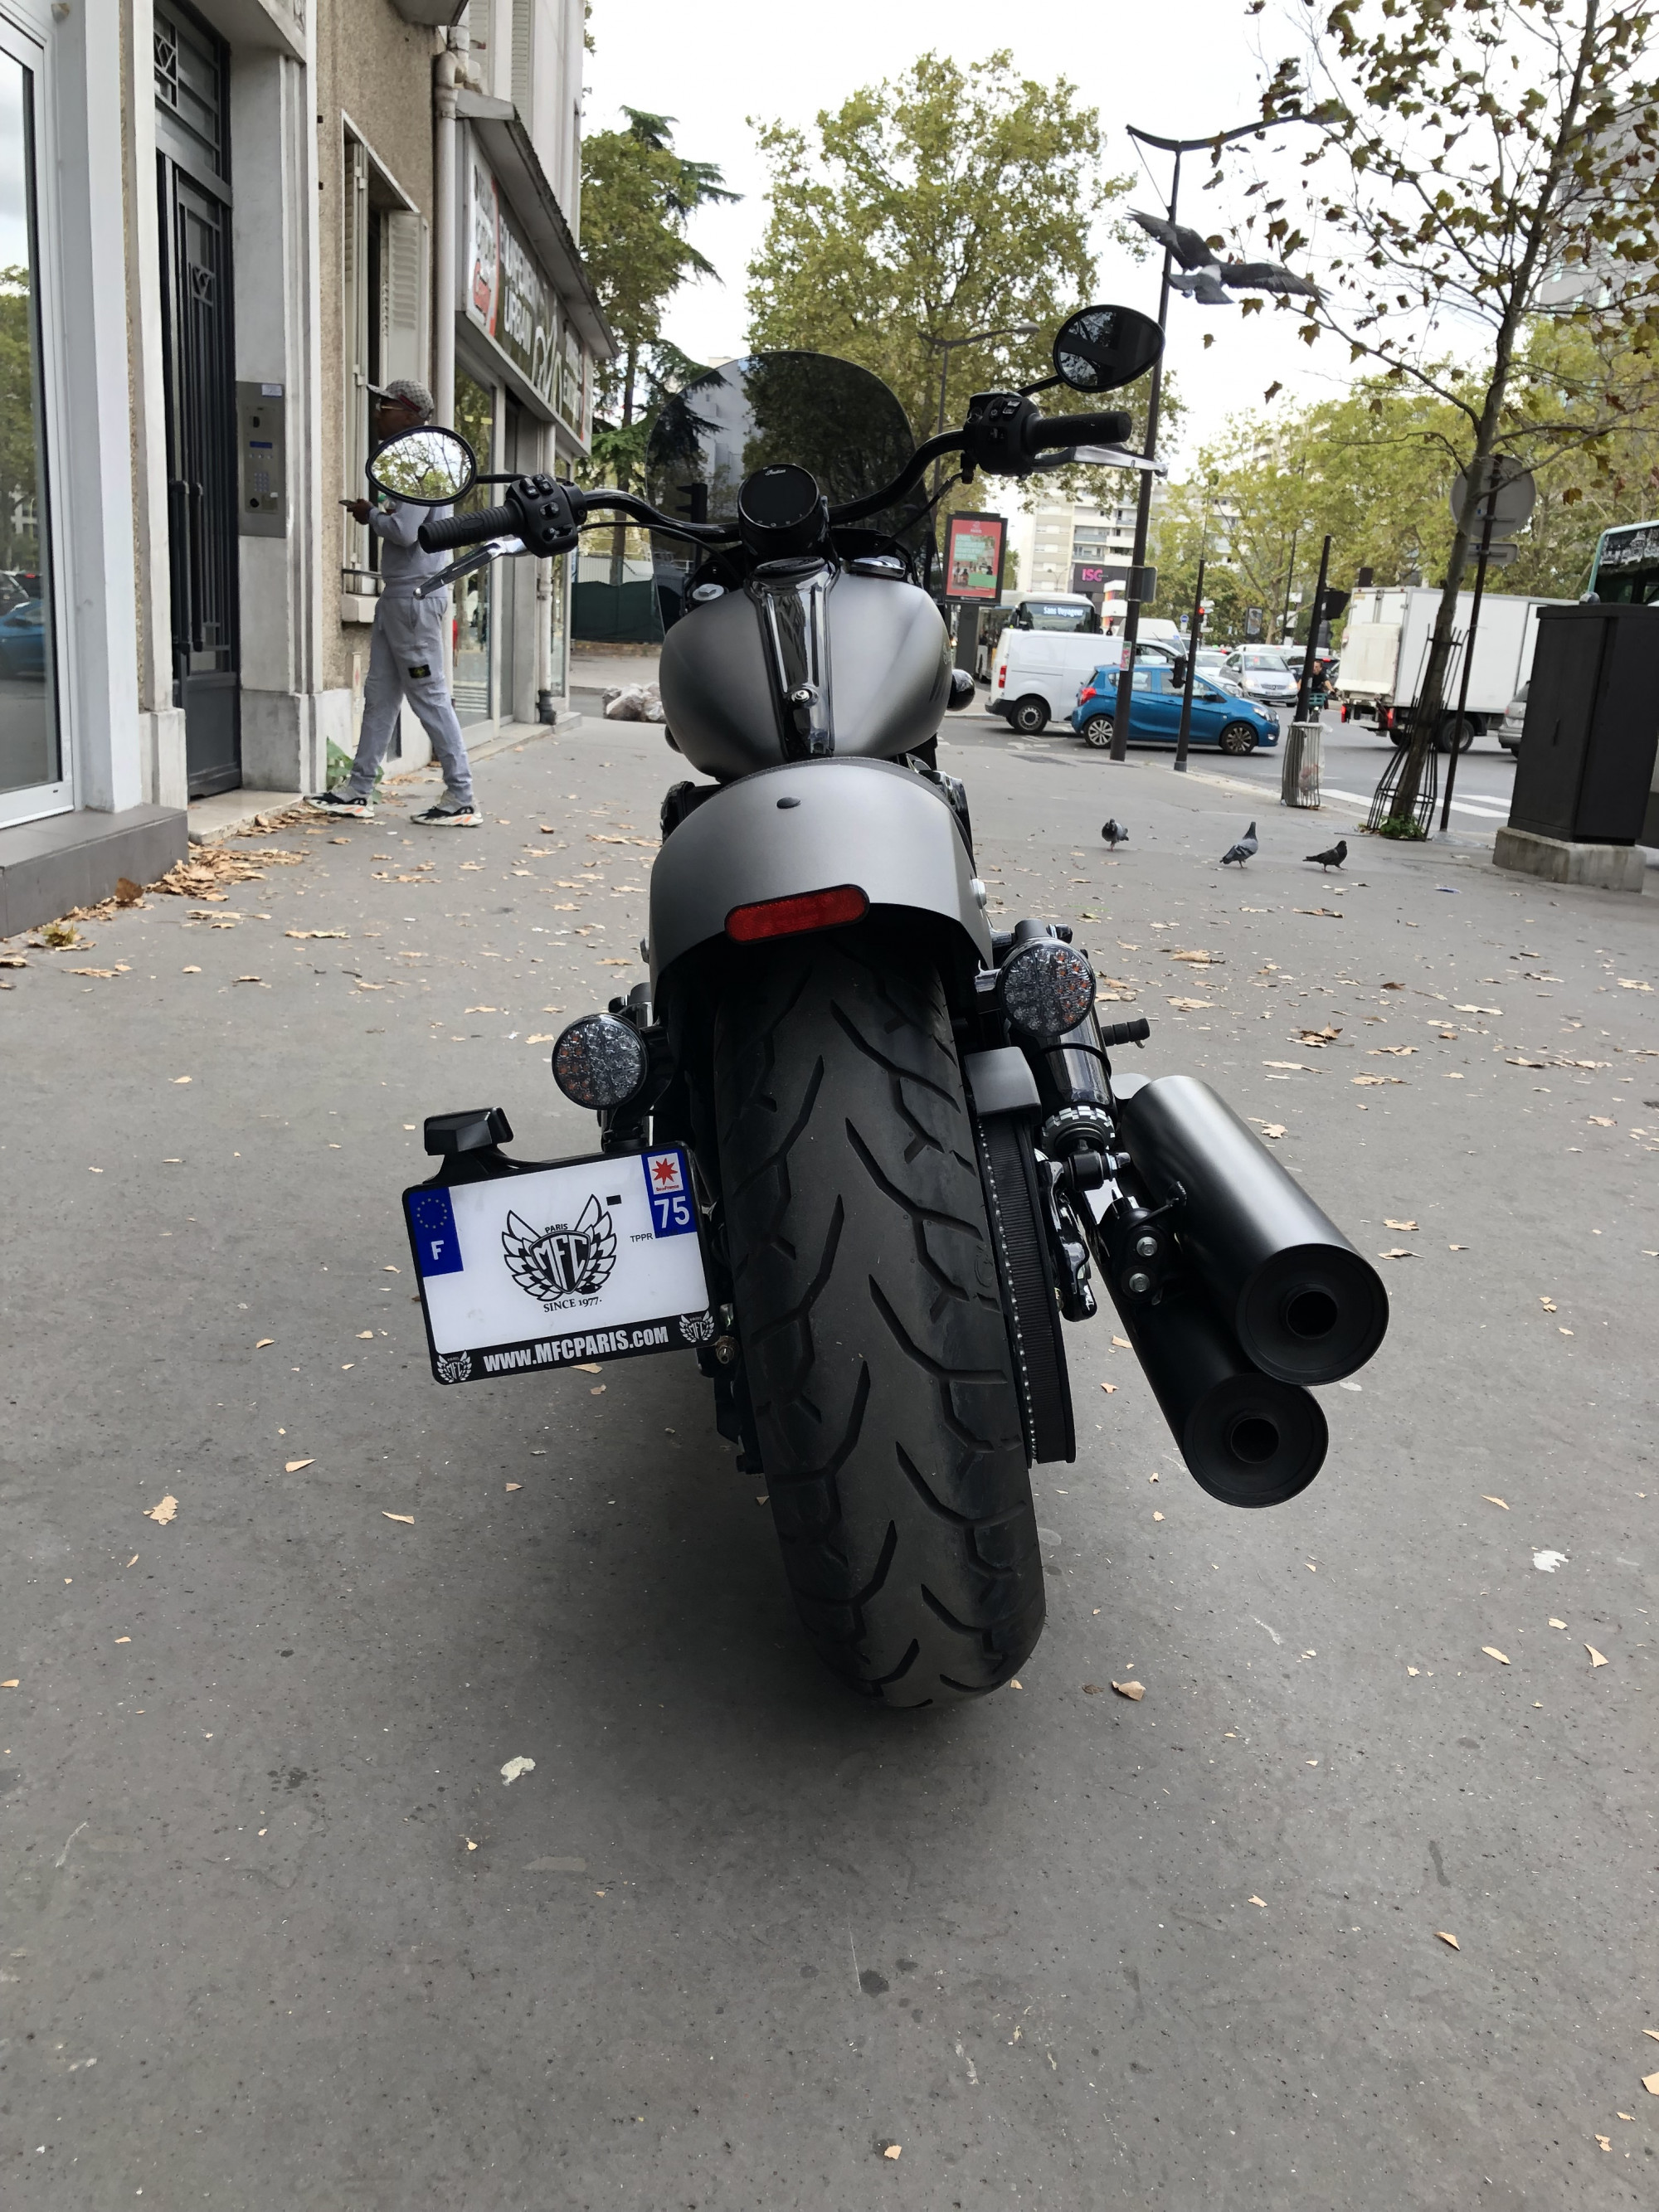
<box><xmin>1642</xmin><ymin>2030</ymin><xmax>1659</xmax><ymax>2043</ymax></box>
<box><xmin>1481</xmin><ymin>1646</ymin><xmax>1511</xmax><ymax>1665</ymax></box>
<box><xmin>285</xmin><ymin>929</ymin><xmax>348</xmax><ymax>941</ymax></box>
<box><xmin>1588</xmin><ymin>1116</ymin><xmax>1615</xmax><ymax>1127</ymax></box>
<box><xmin>1</xmin><ymin>1679</ymin><xmax>18</xmax><ymax>1689</ymax></box>
<box><xmin>1248</xmin><ymin>1894</ymin><xmax>1267</xmax><ymax>1908</ymax></box>
<box><xmin>285</xmin><ymin>1458</ymin><xmax>314</xmax><ymax>1474</ymax></box>
<box><xmin>1248</xmin><ymin>1119</ymin><xmax>1287</xmax><ymax>1139</ymax></box>
<box><xmin>1166</xmin><ymin>997</ymin><xmax>1215</xmax><ymax>1011</ymax></box>
<box><xmin>1454</xmin><ymin>1004</ymin><xmax>1501</xmax><ymax>1016</ymax></box>
<box><xmin>1482</xmin><ymin>1495</ymin><xmax>1510</xmax><ymax>1510</ymax></box>
<box><xmin>1587</xmin><ymin>1645</ymin><xmax>1608</xmax><ymax>1668</ymax></box>
<box><xmin>1378</xmin><ymin>1248</ymin><xmax>1416</xmax><ymax>1259</ymax></box>
<box><xmin>1099</xmin><ymin>1380</ymin><xmax>1117</xmax><ymax>1393</ymax></box>
<box><xmin>0</xmin><ymin>952</ymin><xmax>27</xmax><ymax>966</ymax></box>
<box><xmin>1170</xmin><ymin>948</ymin><xmax>1220</xmax><ymax>965</ymax></box>
<box><xmin>1549</xmin><ymin>1618</ymin><xmax>1567</xmax><ymax>1630</ymax></box>
<box><xmin>144</xmin><ymin>1495</ymin><xmax>178</xmax><ymax>1525</ymax></box>
<box><xmin>1082</xmin><ymin>1683</ymin><xmax>1105</xmax><ymax>1694</ymax></box>
<box><xmin>1617</xmin><ymin>978</ymin><xmax>1652</xmax><ymax>992</ymax></box>
<box><xmin>255</xmin><ymin>1337</ymin><xmax>274</xmax><ymax>1349</ymax></box>
<box><xmin>1353</xmin><ymin>1074</ymin><xmax>1387</xmax><ymax>1087</ymax></box>
<box><xmin>1595</xmin><ymin>2134</ymin><xmax>1611</xmax><ymax>2151</ymax></box>
<box><xmin>1111</xmin><ymin>1679</ymin><xmax>1145</xmax><ymax>1700</ymax></box>
<box><xmin>1369</xmin><ymin>1045</ymin><xmax>1416</xmax><ymax>1057</ymax></box>
<box><xmin>1643</xmin><ymin>2070</ymin><xmax>1659</xmax><ymax>2095</ymax></box>
<box><xmin>1265</xmin><ymin>1060</ymin><xmax>1314</xmax><ymax>1072</ymax></box>
<box><xmin>577</xmin><ymin>1361</ymin><xmax>603</xmax><ymax>1373</ymax></box>
<box><xmin>505</xmin><ymin>1482</ymin><xmax>522</xmax><ymax>1492</ymax></box>
<box><xmin>1384</xmin><ymin>1218</ymin><xmax>1418</xmax><ymax>1232</ymax></box>
<box><xmin>1152</xmin><ymin>1510</ymin><xmax>1165</xmax><ymax>1522</ymax></box>
<box><xmin>882</xmin><ymin>2145</ymin><xmax>902</xmax><ymax>2160</ymax></box>
<box><xmin>1540</xmin><ymin>1296</ymin><xmax>1557</xmax><ymax>1311</ymax></box>
<box><xmin>382</xmin><ymin>1512</ymin><xmax>414</xmax><ymax>1525</ymax></box>
<box><xmin>1111</xmin><ymin>1335</ymin><xmax>1131</xmax><ymax>1349</ymax></box>
<box><xmin>1435</xmin><ymin>1931</ymin><xmax>1460</xmax><ymax>1950</ymax></box>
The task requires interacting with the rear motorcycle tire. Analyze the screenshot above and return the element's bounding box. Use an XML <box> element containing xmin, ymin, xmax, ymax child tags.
<box><xmin>713</xmin><ymin>926</ymin><xmax>1044</xmax><ymax>1706</ymax></box>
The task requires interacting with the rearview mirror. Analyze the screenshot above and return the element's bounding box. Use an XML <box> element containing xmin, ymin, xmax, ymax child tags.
<box><xmin>366</xmin><ymin>425</ymin><xmax>476</xmax><ymax>506</ymax></box>
<box><xmin>1053</xmin><ymin>305</ymin><xmax>1165</xmax><ymax>393</ymax></box>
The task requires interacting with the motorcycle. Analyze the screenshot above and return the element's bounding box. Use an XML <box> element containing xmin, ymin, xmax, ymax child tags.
<box><xmin>384</xmin><ymin>306</ymin><xmax>1389</xmax><ymax>1709</ymax></box>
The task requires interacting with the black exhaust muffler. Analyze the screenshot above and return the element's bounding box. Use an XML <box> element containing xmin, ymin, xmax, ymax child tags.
<box><xmin>1104</xmin><ymin>1268</ymin><xmax>1327</xmax><ymax>1507</ymax></box>
<box><xmin>1117</xmin><ymin>1076</ymin><xmax>1388</xmax><ymax>1387</ymax></box>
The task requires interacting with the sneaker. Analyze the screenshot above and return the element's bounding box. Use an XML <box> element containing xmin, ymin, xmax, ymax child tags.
<box><xmin>410</xmin><ymin>801</ymin><xmax>481</xmax><ymax>828</ymax></box>
<box><xmin>305</xmin><ymin>789</ymin><xmax>374</xmax><ymax>819</ymax></box>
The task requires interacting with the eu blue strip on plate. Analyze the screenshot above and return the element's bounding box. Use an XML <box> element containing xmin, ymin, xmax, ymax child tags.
<box><xmin>407</xmin><ymin>1185</ymin><xmax>464</xmax><ymax>1276</ymax></box>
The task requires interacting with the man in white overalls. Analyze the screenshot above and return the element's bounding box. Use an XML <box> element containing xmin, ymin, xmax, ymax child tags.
<box><xmin>308</xmin><ymin>378</ymin><xmax>480</xmax><ymax>828</ymax></box>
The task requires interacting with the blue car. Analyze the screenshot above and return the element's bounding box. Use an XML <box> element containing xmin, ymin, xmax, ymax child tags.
<box><xmin>1070</xmin><ymin>661</ymin><xmax>1280</xmax><ymax>754</ymax></box>
<box><xmin>0</xmin><ymin>596</ymin><xmax>47</xmax><ymax>680</ymax></box>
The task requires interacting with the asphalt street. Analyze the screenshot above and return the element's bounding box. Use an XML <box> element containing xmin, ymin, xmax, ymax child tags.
<box><xmin>2</xmin><ymin>714</ymin><xmax>1657</xmax><ymax>2210</ymax></box>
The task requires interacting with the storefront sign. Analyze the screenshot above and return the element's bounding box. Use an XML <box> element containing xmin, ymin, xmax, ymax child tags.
<box><xmin>943</xmin><ymin>512</ymin><xmax>1007</xmax><ymax>604</ymax></box>
<box><xmin>465</xmin><ymin>152</ymin><xmax>558</xmax><ymax>411</ymax></box>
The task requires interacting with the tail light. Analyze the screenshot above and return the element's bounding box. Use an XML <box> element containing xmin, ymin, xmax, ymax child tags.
<box><xmin>726</xmin><ymin>884</ymin><xmax>868</xmax><ymax>943</ymax></box>
<box><xmin>1079</xmin><ymin>684</ymin><xmax>1097</xmax><ymax>703</ymax></box>
<box><xmin>996</xmin><ymin>662</ymin><xmax>1006</xmax><ymax>688</ymax></box>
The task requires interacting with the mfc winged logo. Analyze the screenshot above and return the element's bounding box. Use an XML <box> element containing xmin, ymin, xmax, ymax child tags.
<box><xmin>502</xmin><ymin>1193</ymin><xmax>617</xmax><ymax>1310</ymax></box>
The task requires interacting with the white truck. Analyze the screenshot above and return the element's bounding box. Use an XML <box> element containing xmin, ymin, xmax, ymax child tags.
<box><xmin>1338</xmin><ymin>584</ymin><xmax>1570</xmax><ymax>749</ymax></box>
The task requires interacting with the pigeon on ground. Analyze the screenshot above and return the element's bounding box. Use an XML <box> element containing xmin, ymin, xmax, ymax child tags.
<box><xmin>1102</xmin><ymin>818</ymin><xmax>1129</xmax><ymax>848</ymax></box>
<box><xmin>1305</xmin><ymin>838</ymin><xmax>1348</xmax><ymax>870</ymax></box>
<box><xmin>1219</xmin><ymin>821</ymin><xmax>1258</xmax><ymax>866</ymax></box>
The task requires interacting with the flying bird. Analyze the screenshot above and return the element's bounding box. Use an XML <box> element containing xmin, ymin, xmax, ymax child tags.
<box><xmin>1101</xmin><ymin>818</ymin><xmax>1130</xmax><ymax>848</ymax></box>
<box><xmin>1131</xmin><ymin>211</ymin><xmax>1321</xmax><ymax>305</ymax></box>
<box><xmin>1219</xmin><ymin>821</ymin><xmax>1258</xmax><ymax>867</ymax></box>
<box><xmin>1305</xmin><ymin>838</ymin><xmax>1348</xmax><ymax>870</ymax></box>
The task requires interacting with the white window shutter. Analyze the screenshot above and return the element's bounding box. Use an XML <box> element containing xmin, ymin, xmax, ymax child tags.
<box><xmin>343</xmin><ymin>138</ymin><xmax>370</xmax><ymax>572</ymax></box>
<box><xmin>380</xmin><ymin>211</ymin><xmax>430</xmax><ymax>392</ymax></box>
<box><xmin>511</xmin><ymin>0</ymin><xmax>533</xmax><ymax>114</ymax></box>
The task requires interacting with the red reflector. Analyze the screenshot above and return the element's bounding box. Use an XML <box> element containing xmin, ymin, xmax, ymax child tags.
<box><xmin>1079</xmin><ymin>685</ymin><xmax>1097</xmax><ymax>702</ymax></box>
<box><xmin>726</xmin><ymin>884</ymin><xmax>868</xmax><ymax>943</ymax></box>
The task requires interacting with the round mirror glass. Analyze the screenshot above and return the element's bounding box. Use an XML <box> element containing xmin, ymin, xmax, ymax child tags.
<box><xmin>1053</xmin><ymin>304</ymin><xmax>1165</xmax><ymax>393</ymax></box>
<box><xmin>366</xmin><ymin>426</ymin><xmax>476</xmax><ymax>506</ymax></box>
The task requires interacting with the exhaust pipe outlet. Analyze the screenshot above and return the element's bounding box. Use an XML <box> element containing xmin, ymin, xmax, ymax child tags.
<box><xmin>1117</xmin><ymin>1076</ymin><xmax>1388</xmax><ymax>1387</ymax></box>
<box><xmin>1107</xmin><ymin>1271</ymin><xmax>1327</xmax><ymax>1508</ymax></box>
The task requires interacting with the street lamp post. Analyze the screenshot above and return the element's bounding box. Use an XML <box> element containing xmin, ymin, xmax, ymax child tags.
<box><xmin>1109</xmin><ymin>115</ymin><xmax>1319</xmax><ymax>766</ymax></box>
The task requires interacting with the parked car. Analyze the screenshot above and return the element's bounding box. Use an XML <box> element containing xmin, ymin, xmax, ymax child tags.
<box><xmin>1497</xmin><ymin>679</ymin><xmax>1528</xmax><ymax>755</ymax></box>
<box><xmin>1194</xmin><ymin>646</ymin><xmax>1230</xmax><ymax>684</ymax></box>
<box><xmin>0</xmin><ymin>595</ymin><xmax>47</xmax><ymax>678</ymax></box>
<box><xmin>1219</xmin><ymin>644</ymin><xmax>1300</xmax><ymax>706</ymax></box>
<box><xmin>990</xmin><ymin>626</ymin><xmax>1175</xmax><ymax>735</ymax></box>
<box><xmin>1070</xmin><ymin>661</ymin><xmax>1280</xmax><ymax>754</ymax></box>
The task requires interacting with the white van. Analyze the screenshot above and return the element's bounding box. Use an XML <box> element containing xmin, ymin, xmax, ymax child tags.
<box><xmin>990</xmin><ymin>630</ymin><xmax>1175</xmax><ymax>734</ymax></box>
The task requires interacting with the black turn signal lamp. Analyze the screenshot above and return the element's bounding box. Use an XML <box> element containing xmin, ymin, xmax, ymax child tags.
<box><xmin>551</xmin><ymin>1014</ymin><xmax>649</xmax><ymax>1110</ymax></box>
<box><xmin>999</xmin><ymin>938</ymin><xmax>1097</xmax><ymax>1045</ymax></box>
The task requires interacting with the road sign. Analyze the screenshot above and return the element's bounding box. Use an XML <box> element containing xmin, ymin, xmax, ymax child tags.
<box><xmin>1450</xmin><ymin>455</ymin><xmax>1535</xmax><ymax>537</ymax></box>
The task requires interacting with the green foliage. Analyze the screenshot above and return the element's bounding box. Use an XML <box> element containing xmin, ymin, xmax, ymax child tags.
<box><xmin>1252</xmin><ymin>0</ymin><xmax>1659</xmax><ymax>816</ymax></box>
<box><xmin>0</xmin><ymin>266</ymin><xmax>45</xmax><ymax>572</ymax></box>
<box><xmin>580</xmin><ymin>108</ymin><xmax>737</xmax><ymax>464</ymax></box>
<box><xmin>746</xmin><ymin>51</ymin><xmax>1128</xmax><ymax>455</ymax></box>
<box><xmin>1155</xmin><ymin>316</ymin><xmax>1659</xmax><ymax>645</ymax></box>
<box><xmin>1375</xmin><ymin>816</ymin><xmax>1428</xmax><ymax>842</ymax></box>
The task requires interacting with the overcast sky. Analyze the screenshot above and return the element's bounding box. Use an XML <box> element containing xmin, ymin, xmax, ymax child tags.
<box><xmin>584</xmin><ymin>0</ymin><xmax>1355</xmax><ymax>469</ymax></box>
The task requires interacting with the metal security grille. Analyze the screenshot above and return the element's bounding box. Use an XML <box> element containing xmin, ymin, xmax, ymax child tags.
<box><xmin>156</xmin><ymin>2</ymin><xmax>239</xmax><ymax>795</ymax></box>
<box><xmin>153</xmin><ymin>2</ymin><xmax>224</xmax><ymax>178</ymax></box>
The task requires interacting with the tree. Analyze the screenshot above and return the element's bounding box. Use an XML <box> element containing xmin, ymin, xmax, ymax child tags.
<box><xmin>1253</xmin><ymin>0</ymin><xmax>1659</xmax><ymax>830</ymax></box>
<box><xmin>746</xmin><ymin>52</ymin><xmax>1129</xmax><ymax>470</ymax></box>
<box><xmin>579</xmin><ymin>108</ymin><xmax>737</xmax><ymax>577</ymax></box>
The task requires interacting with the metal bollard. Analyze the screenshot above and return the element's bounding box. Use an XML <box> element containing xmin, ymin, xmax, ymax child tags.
<box><xmin>1279</xmin><ymin>717</ymin><xmax>1323</xmax><ymax>808</ymax></box>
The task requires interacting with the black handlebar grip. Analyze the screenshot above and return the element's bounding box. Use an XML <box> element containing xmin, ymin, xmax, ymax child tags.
<box><xmin>418</xmin><ymin>502</ymin><xmax>518</xmax><ymax>552</ymax></box>
<box><xmin>1100</xmin><ymin>1017</ymin><xmax>1151</xmax><ymax>1049</ymax></box>
<box><xmin>1026</xmin><ymin>410</ymin><xmax>1135</xmax><ymax>454</ymax></box>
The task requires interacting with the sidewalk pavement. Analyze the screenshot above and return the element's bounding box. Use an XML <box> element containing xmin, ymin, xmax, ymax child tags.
<box><xmin>2</xmin><ymin>713</ymin><xmax>1656</xmax><ymax>2210</ymax></box>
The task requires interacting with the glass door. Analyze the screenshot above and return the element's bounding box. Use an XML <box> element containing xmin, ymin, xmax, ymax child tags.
<box><xmin>451</xmin><ymin>367</ymin><xmax>495</xmax><ymax>724</ymax></box>
<box><xmin>0</xmin><ymin>35</ymin><xmax>66</xmax><ymax>828</ymax></box>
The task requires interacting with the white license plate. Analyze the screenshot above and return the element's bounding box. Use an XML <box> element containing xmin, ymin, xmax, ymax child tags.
<box><xmin>403</xmin><ymin>1145</ymin><xmax>713</xmax><ymax>1386</ymax></box>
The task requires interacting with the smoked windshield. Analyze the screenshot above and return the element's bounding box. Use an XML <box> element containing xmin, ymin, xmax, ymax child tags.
<box><xmin>645</xmin><ymin>352</ymin><xmax>922</xmax><ymax>542</ymax></box>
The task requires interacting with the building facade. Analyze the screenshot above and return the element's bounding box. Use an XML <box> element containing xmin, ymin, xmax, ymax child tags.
<box><xmin>1005</xmin><ymin>484</ymin><xmax>1154</xmax><ymax>607</ymax></box>
<box><xmin>0</xmin><ymin>0</ymin><xmax>608</xmax><ymax>937</ymax></box>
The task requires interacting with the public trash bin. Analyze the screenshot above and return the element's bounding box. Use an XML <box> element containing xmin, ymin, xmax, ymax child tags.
<box><xmin>1280</xmin><ymin>717</ymin><xmax>1323</xmax><ymax>809</ymax></box>
<box><xmin>1495</xmin><ymin>602</ymin><xmax>1659</xmax><ymax>892</ymax></box>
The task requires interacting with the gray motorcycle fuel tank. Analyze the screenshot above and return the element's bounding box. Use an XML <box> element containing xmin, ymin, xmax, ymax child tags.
<box><xmin>659</xmin><ymin>566</ymin><xmax>951</xmax><ymax>780</ymax></box>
